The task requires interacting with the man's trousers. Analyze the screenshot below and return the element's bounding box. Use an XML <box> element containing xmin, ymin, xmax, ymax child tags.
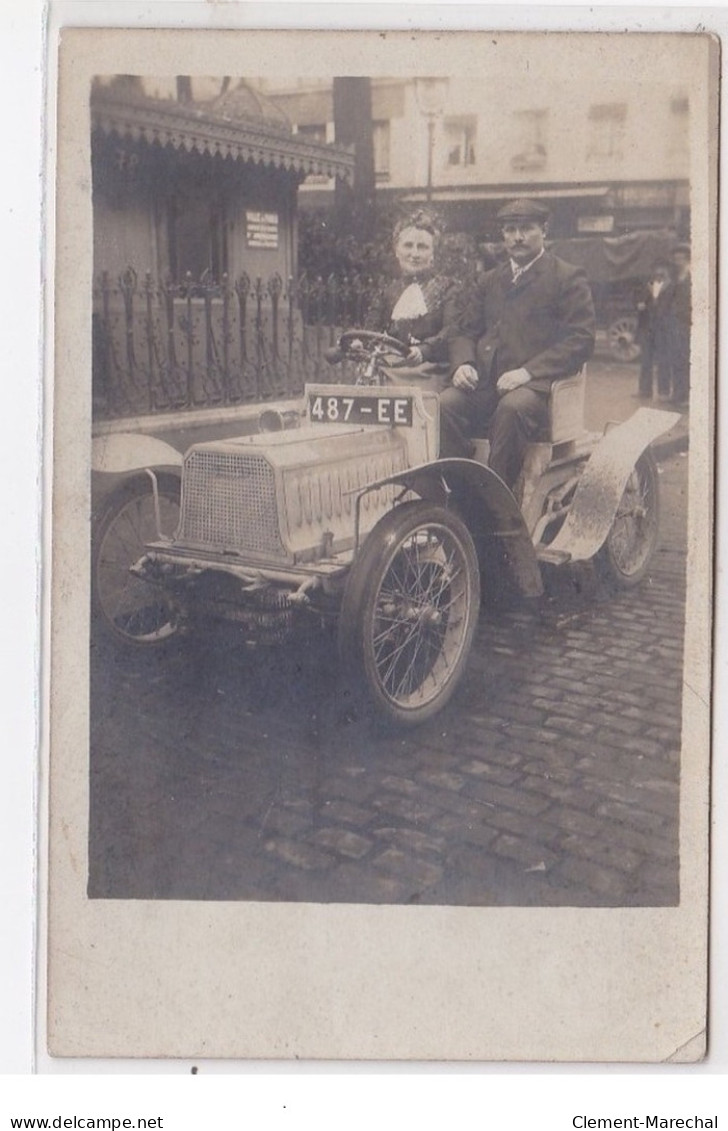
<box><xmin>439</xmin><ymin>383</ymin><xmax>548</xmax><ymax>489</ymax></box>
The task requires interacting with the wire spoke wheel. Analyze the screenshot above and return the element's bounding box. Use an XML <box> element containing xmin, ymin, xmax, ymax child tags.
<box><xmin>596</xmin><ymin>451</ymin><xmax>660</xmax><ymax>588</ymax></box>
<box><xmin>92</xmin><ymin>476</ymin><xmax>181</xmax><ymax>646</ymax></box>
<box><xmin>339</xmin><ymin>502</ymin><xmax>480</xmax><ymax>726</ymax></box>
<box><xmin>373</xmin><ymin>541</ymin><xmax>464</xmax><ymax>701</ymax></box>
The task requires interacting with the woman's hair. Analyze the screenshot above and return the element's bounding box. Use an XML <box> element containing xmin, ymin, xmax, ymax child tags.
<box><xmin>392</xmin><ymin>209</ymin><xmax>444</xmax><ymax>250</ymax></box>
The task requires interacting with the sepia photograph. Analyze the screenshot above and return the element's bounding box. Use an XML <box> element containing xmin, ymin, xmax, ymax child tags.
<box><xmin>47</xmin><ymin>26</ymin><xmax>715</xmax><ymax>1061</ymax></box>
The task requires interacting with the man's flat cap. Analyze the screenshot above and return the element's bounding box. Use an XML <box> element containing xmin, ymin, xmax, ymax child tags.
<box><xmin>497</xmin><ymin>198</ymin><xmax>550</xmax><ymax>223</ymax></box>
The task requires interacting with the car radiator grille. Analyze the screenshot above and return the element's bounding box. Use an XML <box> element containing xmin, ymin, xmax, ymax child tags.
<box><xmin>178</xmin><ymin>450</ymin><xmax>287</xmax><ymax>558</ymax></box>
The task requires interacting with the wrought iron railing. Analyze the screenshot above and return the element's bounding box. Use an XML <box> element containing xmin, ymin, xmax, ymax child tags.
<box><xmin>92</xmin><ymin>268</ymin><xmax>381</xmax><ymax>420</ymax></box>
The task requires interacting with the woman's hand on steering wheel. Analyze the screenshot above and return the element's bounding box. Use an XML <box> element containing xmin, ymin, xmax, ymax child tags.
<box><xmin>338</xmin><ymin>329</ymin><xmax>410</xmax><ymax>361</ymax></box>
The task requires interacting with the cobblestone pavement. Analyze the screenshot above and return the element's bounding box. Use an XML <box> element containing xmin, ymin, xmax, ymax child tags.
<box><xmin>89</xmin><ymin>453</ymin><xmax>688</xmax><ymax>907</ymax></box>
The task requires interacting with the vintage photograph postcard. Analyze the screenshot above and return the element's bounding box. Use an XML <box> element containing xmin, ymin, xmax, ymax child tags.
<box><xmin>46</xmin><ymin>25</ymin><xmax>716</xmax><ymax>1061</ymax></box>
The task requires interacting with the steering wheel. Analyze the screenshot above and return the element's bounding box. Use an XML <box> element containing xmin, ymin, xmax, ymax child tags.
<box><xmin>338</xmin><ymin>329</ymin><xmax>410</xmax><ymax>360</ymax></box>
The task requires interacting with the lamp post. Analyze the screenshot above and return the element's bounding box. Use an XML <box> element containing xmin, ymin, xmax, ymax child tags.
<box><xmin>414</xmin><ymin>78</ymin><xmax>449</xmax><ymax>203</ymax></box>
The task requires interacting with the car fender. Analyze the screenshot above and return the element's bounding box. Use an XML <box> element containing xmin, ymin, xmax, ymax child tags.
<box><xmin>92</xmin><ymin>433</ymin><xmax>183</xmax><ymax>475</ymax></box>
<box><xmin>360</xmin><ymin>457</ymin><xmax>544</xmax><ymax>598</ymax></box>
<box><xmin>547</xmin><ymin>407</ymin><xmax>681</xmax><ymax>563</ymax></box>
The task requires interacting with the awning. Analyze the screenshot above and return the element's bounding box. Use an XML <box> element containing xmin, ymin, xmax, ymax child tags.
<box><xmin>91</xmin><ymin>87</ymin><xmax>355</xmax><ymax>182</ymax></box>
<box><xmin>402</xmin><ymin>185</ymin><xmax>612</xmax><ymax>203</ymax></box>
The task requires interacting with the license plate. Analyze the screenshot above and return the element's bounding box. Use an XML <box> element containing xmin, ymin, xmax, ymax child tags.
<box><xmin>308</xmin><ymin>393</ymin><xmax>413</xmax><ymax>427</ymax></box>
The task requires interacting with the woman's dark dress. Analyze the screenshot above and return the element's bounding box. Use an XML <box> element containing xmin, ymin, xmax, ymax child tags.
<box><xmin>363</xmin><ymin>273</ymin><xmax>460</xmax><ymax>393</ymax></box>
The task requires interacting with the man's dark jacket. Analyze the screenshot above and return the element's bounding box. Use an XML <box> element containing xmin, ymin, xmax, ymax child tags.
<box><xmin>449</xmin><ymin>252</ymin><xmax>596</xmax><ymax>394</ymax></box>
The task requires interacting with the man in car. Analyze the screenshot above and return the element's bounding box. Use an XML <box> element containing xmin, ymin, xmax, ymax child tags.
<box><xmin>439</xmin><ymin>198</ymin><xmax>596</xmax><ymax>490</ymax></box>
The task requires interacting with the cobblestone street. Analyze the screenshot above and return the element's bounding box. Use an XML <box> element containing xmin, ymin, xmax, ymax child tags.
<box><xmin>88</xmin><ymin>444</ymin><xmax>688</xmax><ymax>908</ymax></box>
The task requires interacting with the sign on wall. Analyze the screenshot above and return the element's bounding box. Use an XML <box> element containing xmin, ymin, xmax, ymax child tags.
<box><xmin>577</xmin><ymin>214</ymin><xmax>615</xmax><ymax>233</ymax></box>
<box><xmin>246</xmin><ymin>211</ymin><xmax>279</xmax><ymax>249</ymax></box>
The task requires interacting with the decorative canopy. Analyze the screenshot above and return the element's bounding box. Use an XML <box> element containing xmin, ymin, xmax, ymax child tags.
<box><xmin>210</xmin><ymin>80</ymin><xmax>292</xmax><ymax>134</ymax></box>
<box><xmin>90</xmin><ymin>82</ymin><xmax>355</xmax><ymax>182</ymax></box>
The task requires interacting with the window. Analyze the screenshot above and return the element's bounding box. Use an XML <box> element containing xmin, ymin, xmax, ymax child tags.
<box><xmin>296</xmin><ymin>123</ymin><xmax>335</xmax><ymax>185</ymax></box>
<box><xmin>444</xmin><ymin>117</ymin><xmax>476</xmax><ymax>167</ymax></box>
<box><xmin>587</xmin><ymin>103</ymin><xmax>627</xmax><ymax>159</ymax></box>
<box><xmin>295</xmin><ymin>122</ymin><xmax>328</xmax><ymax>145</ymax></box>
<box><xmin>669</xmin><ymin>93</ymin><xmax>689</xmax><ymax>158</ymax></box>
<box><xmin>511</xmin><ymin>109</ymin><xmax>548</xmax><ymax>171</ymax></box>
<box><xmin>372</xmin><ymin>119</ymin><xmax>390</xmax><ymax>181</ymax></box>
<box><xmin>167</xmin><ymin>193</ymin><xmax>228</xmax><ymax>285</ymax></box>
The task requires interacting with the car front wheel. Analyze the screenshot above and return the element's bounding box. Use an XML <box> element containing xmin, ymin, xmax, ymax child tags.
<box><xmin>338</xmin><ymin>501</ymin><xmax>481</xmax><ymax>727</ymax></box>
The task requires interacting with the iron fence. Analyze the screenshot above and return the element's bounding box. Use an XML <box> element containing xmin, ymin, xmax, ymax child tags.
<box><xmin>92</xmin><ymin>268</ymin><xmax>381</xmax><ymax>419</ymax></box>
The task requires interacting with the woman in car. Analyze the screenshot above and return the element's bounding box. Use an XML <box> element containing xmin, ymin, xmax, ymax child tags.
<box><xmin>361</xmin><ymin>210</ymin><xmax>461</xmax><ymax>393</ymax></box>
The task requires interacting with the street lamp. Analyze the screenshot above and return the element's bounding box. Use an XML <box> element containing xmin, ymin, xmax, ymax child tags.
<box><xmin>414</xmin><ymin>78</ymin><xmax>449</xmax><ymax>203</ymax></box>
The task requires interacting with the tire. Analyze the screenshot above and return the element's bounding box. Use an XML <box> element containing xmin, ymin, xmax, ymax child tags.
<box><xmin>607</xmin><ymin>315</ymin><xmax>642</xmax><ymax>364</ymax></box>
<box><xmin>338</xmin><ymin>501</ymin><xmax>480</xmax><ymax>727</ymax></box>
<box><xmin>91</xmin><ymin>473</ymin><xmax>181</xmax><ymax>647</ymax></box>
<box><xmin>595</xmin><ymin>451</ymin><xmax>660</xmax><ymax>589</ymax></box>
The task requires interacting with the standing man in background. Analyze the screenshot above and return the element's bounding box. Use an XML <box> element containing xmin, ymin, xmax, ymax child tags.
<box><xmin>439</xmin><ymin>198</ymin><xmax>596</xmax><ymax>490</ymax></box>
<box><xmin>635</xmin><ymin>259</ymin><xmax>672</xmax><ymax>400</ymax></box>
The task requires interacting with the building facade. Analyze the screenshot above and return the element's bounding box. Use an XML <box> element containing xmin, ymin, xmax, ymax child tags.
<box><xmin>91</xmin><ymin>76</ymin><xmax>354</xmax><ymax>416</ymax></box>
<box><xmin>254</xmin><ymin>76</ymin><xmax>690</xmax><ymax>239</ymax></box>
<box><xmin>92</xmin><ymin>75</ymin><xmax>354</xmax><ymax>287</ymax></box>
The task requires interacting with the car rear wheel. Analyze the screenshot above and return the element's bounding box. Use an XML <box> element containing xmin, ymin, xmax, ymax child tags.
<box><xmin>92</xmin><ymin>473</ymin><xmax>181</xmax><ymax>647</ymax></box>
<box><xmin>338</xmin><ymin>501</ymin><xmax>480</xmax><ymax>727</ymax></box>
<box><xmin>595</xmin><ymin>451</ymin><xmax>660</xmax><ymax>589</ymax></box>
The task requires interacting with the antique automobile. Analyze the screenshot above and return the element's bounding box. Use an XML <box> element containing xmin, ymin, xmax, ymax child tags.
<box><xmin>92</xmin><ymin>330</ymin><xmax>679</xmax><ymax>727</ymax></box>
